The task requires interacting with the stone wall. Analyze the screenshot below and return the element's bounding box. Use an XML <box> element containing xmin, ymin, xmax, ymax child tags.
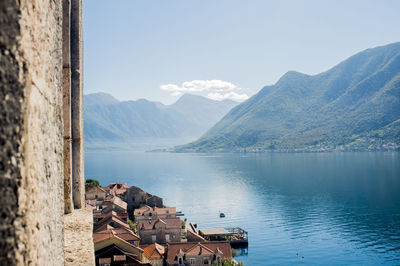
<box><xmin>0</xmin><ymin>0</ymin><xmax>78</xmax><ymax>264</ymax></box>
<box><xmin>127</xmin><ymin>186</ymin><xmax>164</xmax><ymax>218</ymax></box>
<box><xmin>0</xmin><ymin>1</ymin><xmax>27</xmax><ymax>263</ymax></box>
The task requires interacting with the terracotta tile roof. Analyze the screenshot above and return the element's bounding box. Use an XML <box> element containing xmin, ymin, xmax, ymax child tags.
<box><xmin>134</xmin><ymin>205</ymin><xmax>151</xmax><ymax>216</ymax></box>
<box><xmin>187</xmin><ymin>229</ymin><xmax>206</xmax><ymax>242</ymax></box>
<box><xmin>137</xmin><ymin>218</ymin><xmax>181</xmax><ymax>231</ymax></box>
<box><xmin>96</xmin><ymin>245</ymin><xmax>151</xmax><ymax>265</ymax></box>
<box><xmin>134</xmin><ymin>205</ymin><xmax>176</xmax><ymax>217</ymax></box>
<box><xmin>94</xmin><ymin>210</ymin><xmax>127</xmax><ymax>221</ymax></box>
<box><xmin>94</xmin><ymin>214</ymin><xmax>130</xmax><ymax>232</ymax></box>
<box><xmin>104</xmin><ymin>183</ymin><xmax>131</xmax><ymax>195</ymax></box>
<box><xmin>104</xmin><ymin>194</ymin><xmax>114</xmax><ymax>200</ymax></box>
<box><xmin>102</xmin><ymin>196</ymin><xmax>127</xmax><ymax>211</ymax></box>
<box><xmin>166</xmin><ymin>242</ymin><xmax>232</xmax><ymax>262</ymax></box>
<box><xmin>185</xmin><ymin>243</ymin><xmax>214</xmax><ymax>256</ymax></box>
<box><xmin>93</xmin><ymin>228</ymin><xmax>140</xmax><ymax>243</ymax></box>
<box><xmin>143</xmin><ymin>243</ymin><xmax>165</xmax><ymax>259</ymax></box>
<box><xmin>87</xmin><ymin>185</ymin><xmax>106</xmax><ymax>194</ymax></box>
<box><xmin>177</xmin><ymin>248</ymin><xmax>184</xmax><ymax>256</ymax></box>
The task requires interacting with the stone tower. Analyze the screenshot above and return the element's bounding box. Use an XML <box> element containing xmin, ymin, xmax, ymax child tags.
<box><xmin>0</xmin><ymin>0</ymin><xmax>89</xmax><ymax>264</ymax></box>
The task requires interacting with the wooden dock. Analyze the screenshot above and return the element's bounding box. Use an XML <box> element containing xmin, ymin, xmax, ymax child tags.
<box><xmin>198</xmin><ymin>227</ymin><xmax>248</xmax><ymax>247</ymax></box>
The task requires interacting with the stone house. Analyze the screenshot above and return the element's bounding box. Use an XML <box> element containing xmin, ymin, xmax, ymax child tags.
<box><xmin>86</xmin><ymin>185</ymin><xmax>107</xmax><ymax>200</ymax></box>
<box><xmin>104</xmin><ymin>182</ymin><xmax>131</xmax><ymax>201</ymax></box>
<box><xmin>166</xmin><ymin>242</ymin><xmax>233</xmax><ymax>266</ymax></box>
<box><xmin>94</xmin><ymin>213</ymin><xmax>131</xmax><ymax>233</ymax></box>
<box><xmin>142</xmin><ymin>243</ymin><xmax>165</xmax><ymax>266</ymax></box>
<box><xmin>187</xmin><ymin>229</ymin><xmax>207</xmax><ymax>243</ymax></box>
<box><xmin>94</xmin><ymin>210</ymin><xmax>128</xmax><ymax>224</ymax></box>
<box><xmin>101</xmin><ymin>196</ymin><xmax>128</xmax><ymax>214</ymax></box>
<box><xmin>94</xmin><ymin>235</ymin><xmax>150</xmax><ymax>265</ymax></box>
<box><xmin>138</xmin><ymin>218</ymin><xmax>184</xmax><ymax>244</ymax></box>
<box><xmin>94</xmin><ymin>227</ymin><xmax>140</xmax><ymax>247</ymax></box>
<box><xmin>96</xmin><ymin>245</ymin><xmax>151</xmax><ymax>266</ymax></box>
<box><xmin>126</xmin><ymin>186</ymin><xmax>164</xmax><ymax>217</ymax></box>
<box><xmin>134</xmin><ymin>205</ymin><xmax>176</xmax><ymax>221</ymax></box>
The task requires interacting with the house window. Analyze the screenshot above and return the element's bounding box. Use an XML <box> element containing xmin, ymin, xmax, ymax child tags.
<box><xmin>99</xmin><ymin>257</ymin><xmax>111</xmax><ymax>266</ymax></box>
<box><xmin>178</xmin><ymin>257</ymin><xmax>183</xmax><ymax>264</ymax></box>
<box><xmin>190</xmin><ymin>258</ymin><xmax>195</xmax><ymax>264</ymax></box>
<box><xmin>152</xmin><ymin>235</ymin><xmax>156</xmax><ymax>243</ymax></box>
<box><xmin>165</xmin><ymin>234</ymin><xmax>170</xmax><ymax>242</ymax></box>
<box><xmin>204</xmin><ymin>258</ymin><xmax>209</xmax><ymax>264</ymax></box>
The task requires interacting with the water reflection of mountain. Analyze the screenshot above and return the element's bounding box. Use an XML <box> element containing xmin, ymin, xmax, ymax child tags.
<box><xmin>224</xmin><ymin>152</ymin><xmax>400</xmax><ymax>262</ymax></box>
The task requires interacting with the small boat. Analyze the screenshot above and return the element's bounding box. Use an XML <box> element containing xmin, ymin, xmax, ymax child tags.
<box><xmin>176</xmin><ymin>211</ymin><xmax>184</xmax><ymax>216</ymax></box>
<box><xmin>219</xmin><ymin>212</ymin><xmax>225</xmax><ymax>218</ymax></box>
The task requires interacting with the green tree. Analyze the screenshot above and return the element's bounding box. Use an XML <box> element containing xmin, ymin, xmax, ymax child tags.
<box><xmin>127</xmin><ymin>218</ymin><xmax>137</xmax><ymax>233</ymax></box>
<box><xmin>212</xmin><ymin>259</ymin><xmax>244</xmax><ymax>266</ymax></box>
<box><xmin>85</xmin><ymin>178</ymin><xmax>100</xmax><ymax>191</ymax></box>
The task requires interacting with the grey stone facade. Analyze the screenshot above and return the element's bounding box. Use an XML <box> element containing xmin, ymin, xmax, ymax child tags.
<box><xmin>126</xmin><ymin>186</ymin><xmax>163</xmax><ymax>217</ymax></box>
<box><xmin>138</xmin><ymin>218</ymin><xmax>184</xmax><ymax>245</ymax></box>
<box><xmin>0</xmin><ymin>0</ymin><xmax>87</xmax><ymax>264</ymax></box>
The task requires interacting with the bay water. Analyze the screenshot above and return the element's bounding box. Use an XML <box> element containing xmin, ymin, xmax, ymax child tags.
<box><xmin>85</xmin><ymin>151</ymin><xmax>400</xmax><ymax>265</ymax></box>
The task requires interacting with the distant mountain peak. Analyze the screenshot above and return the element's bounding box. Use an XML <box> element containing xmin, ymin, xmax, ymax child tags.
<box><xmin>176</xmin><ymin>42</ymin><xmax>400</xmax><ymax>152</ymax></box>
<box><xmin>84</xmin><ymin>92</ymin><xmax>238</xmax><ymax>144</ymax></box>
<box><xmin>175</xmin><ymin>93</ymin><xmax>212</xmax><ymax>102</ymax></box>
<box><xmin>84</xmin><ymin>92</ymin><xmax>120</xmax><ymax>106</ymax></box>
<box><xmin>173</xmin><ymin>93</ymin><xmax>238</xmax><ymax>105</ymax></box>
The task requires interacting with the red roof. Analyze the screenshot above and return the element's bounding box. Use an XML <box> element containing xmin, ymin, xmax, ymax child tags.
<box><xmin>102</xmin><ymin>196</ymin><xmax>127</xmax><ymax>211</ymax></box>
<box><xmin>86</xmin><ymin>185</ymin><xmax>106</xmax><ymax>194</ymax></box>
<box><xmin>94</xmin><ymin>210</ymin><xmax>127</xmax><ymax>221</ymax></box>
<box><xmin>94</xmin><ymin>214</ymin><xmax>130</xmax><ymax>232</ymax></box>
<box><xmin>185</xmin><ymin>243</ymin><xmax>214</xmax><ymax>256</ymax></box>
<box><xmin>93</xmin><ymin>227</ymin><xmax>140</xmax><ymax>243</ymax></box>
<box><xmin>104</xmin><ymin>183</ymin><xmax>131</xmax><ymax>195</ymax></box>
<box><xmin>137</xmin><ymin>218</ymin><xmax>181</xmax><ymax>230</ymax></box>
<box><xmin>143</xmin><ymin>243</ymin><xmax>165</xmax><ymax>259</ymax></box>
<box><xmin>166</xmin><ymin>242</ymin><xmax>232</xmax><ymax>262</ymax></box>
<box><xmin>134</xmin><ymin>205</ymin><xmax>176</xmax><ymax>217</ymax></box>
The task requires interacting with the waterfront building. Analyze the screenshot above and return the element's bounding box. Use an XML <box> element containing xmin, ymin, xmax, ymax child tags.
<box><xmin>166</xmin><ymin>242</ymin><xmax>233</xmax><ymax>266</ymax></box>
<box><xmin>138</xmin><ymin>218</ymin><xmax>184</xmax><ymax>244</ymax></box>
<box><xmin>134</xmin><ymin>205</ymin><xmax>177</xmax><ymax>221</ymax></box>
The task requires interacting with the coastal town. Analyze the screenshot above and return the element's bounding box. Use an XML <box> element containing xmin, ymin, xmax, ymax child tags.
<box><xmin>85</xmin><ymin>181</ymin><xmax>247</xmax><ymax>266</ymax></box>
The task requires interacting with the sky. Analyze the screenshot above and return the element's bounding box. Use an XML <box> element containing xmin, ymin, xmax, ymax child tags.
<box><xmin>84</xmin><ymin>0</ymin><xmax>400</xmax><ymax>104</ymax></box>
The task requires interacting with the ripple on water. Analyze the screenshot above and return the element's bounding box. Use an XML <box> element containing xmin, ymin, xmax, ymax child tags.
<box><xmin>85</xmin><ymin>151</ymin><xmax>400</xmax><ymax>265</ymax></box>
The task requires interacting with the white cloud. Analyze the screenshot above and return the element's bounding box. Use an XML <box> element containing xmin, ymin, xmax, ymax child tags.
<box><xmin>207</xmin><ymin>92</ymin><xmax>249</xmax><ymax>102</ymax></box>
<box><xmin>160</xmin><ymin>80</ymin><xmax>249</xmax><ymax>102</ymax></box>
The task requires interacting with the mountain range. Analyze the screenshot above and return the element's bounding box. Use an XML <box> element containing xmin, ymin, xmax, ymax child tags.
<box><xmin>84</xmin><ymin>93</ymin><xmax>238</xmax><ymax>146</ymax></box>
<box><xmin>176</xmin><ymin>42</ymin><xmax>400</xmax><ymax>152</ymax></box>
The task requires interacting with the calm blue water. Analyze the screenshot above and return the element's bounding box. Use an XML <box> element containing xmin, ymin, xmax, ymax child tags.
<box><xmin>85</xmin><ymin>151</ymin><xmax>400</xmax><ymax>265</ymax></box>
